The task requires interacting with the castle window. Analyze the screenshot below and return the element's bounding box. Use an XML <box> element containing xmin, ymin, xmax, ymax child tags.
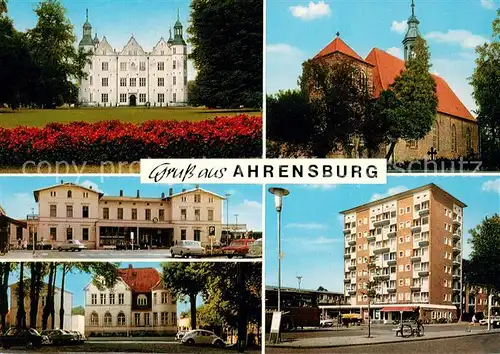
<box><xmin>139</xmin><ymin>62</ymin><xmax>146</xmax><ymax>71</ymax></box>
<box><xmin>120</xmin><ymin>94</ymin><xmax>127</xmax><ymax>103</ymax></box>
<box><xmin>137</xmin><ymin>294</ymin><xmax>147</xmax><ymax>306</ymax></box>
<box><xmin>90</xmin><ymin>76</ymin><xmax>93</xmax><ymax>85</ymax></box>
<box><xmin>173</xmin><ymin>93</ymin><xmax>177</xmax><ymax>103</ymax></box>
<box><xmin>139</xmin><ymin>93</ymin><xmax>146</xmax><ymax>103</ymax></box>
<box><xmin>130</xmin><ymin>78</ymin><xmax>136</xmax><ymax>87</ymax></box>
<box><xmin>173</xmin><ymin>76</ymin><xmax>176</xmax><ymax>86</ymax></box>
<box><xmin>161</xmin><ymin>50</ymin><xmax>165</xmax><ymax>55</ymax></box>
<box><xmin>157</xmin><ymin>62</ymin><xmax>164</xmax><ymax>71</ymax></box>
<box><xmin>101</xmin><ymin>94</ymin><xmax>108</xmax><ymax>103</ymax></box>
<box><xmin>120</xmin><ymin>78</ymin><xmax>127</xmax><ymax>87</ymax></box>
<box><xmin>139</xmin><ymin>78</ymin><xmax>146</xmax><ymax>87</ymax></box>
<box><xmin>173</xmin><ymin>48</ymin><xmax>176</xmax><ymax>55</ymax></box>
<box><xmin>120</xmin><ymin>62</ymin><xmax>127</xmax><ymax>71</ymax></box>
<box><xmin>102</xmin><ymin>62</ymin><xmax>108</xmax><ymax>71</ymax></box>
<box><xmin>451</xmin><ymin>124</ymin><xmax>457</xmax><ymax>152</ymax></box>
<box><xmin>173</xmin><ymin>61</ymin><xmax>176</xmax><ymax>70</ymax></box>
<box><xmin>101</xmin><ymin>77</ymin><xmax>108</xmax><ymax>87</ymax></box>
<box><xmin>158</xmin><ymin>93</ymin><xmax>165</xmax><ymax>103</ymax></box>
<box><xmin>158</xmin><ymin>77</ymin><xmax>164</xmax><ymax>87</ymax></box>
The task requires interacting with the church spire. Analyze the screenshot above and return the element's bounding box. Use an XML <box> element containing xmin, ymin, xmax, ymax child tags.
<box><xmin>403</xmin><ymin>0</ymin><xmax>420</xmax><ymax>61</ymax></box>
<box><xmin>79</xmin><ymin>8</ymin><xmax>94</xmax><ymax>48</ymax></box>
<box><xmin>172</xmin><ymin>9</ymin><xmax>186</xmax><ymax>46</ymax></box>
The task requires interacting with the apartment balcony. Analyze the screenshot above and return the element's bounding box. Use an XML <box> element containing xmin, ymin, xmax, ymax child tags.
<box><xmin>411</xmin><ymin>225</ymin><xmax>422</xmax><ymax>233</ymax></box>
<box><xmin>453</xmin><ymin>273</ymin><xmax>461</xmax><ymax>279</ymax></box>
<box><xmin>418</xmin><ymin>270</ymin><xmax>429</xmax><ymax>277</ymax></box>
<box><xmin>452</xmin><ymin>232</ymin><xmax>461</xmax><ymax>241</ymax></box>
<box><xmin>348</xmin><ymin>264</ymin><xmax>357</xmax><ymax>271</ymax></box>
<box><xmin>453</xmin><ymin>217</ymin><xmax>462</xmax><ymax>226</ymax></box>
<box><xmin>452</xmin><ymin>299</ymin><xmax>460</xmax><ymax>305</ymax></box>
<box><xmin>348</xmin><ymin>239</ymin><xmax>356</xmax><ymax>246</ymax></box>
<box><xmin>343</xmin><ymin>229</ymin><xmax>351</xmax><ymax>235</ymax></box>
<box><xmin>387</xmin><ymin>259</ymin><xmax>397</xmax><ymax>266</ymax></box>
<box><xmin>344</xmin><ymin>253</ymin><xmax>351</xmax><ymax>259</ymax></box>
<box><xmin>453</xmin><ymin>244</ymin><xmax>461</xmax><ymax>254</ymax></box>
<box><xmin>387</xmin><ymin>288</ymin><xmax>397</xmax><ymax>294</ymax></box>
<box><xmin>348</xmin><ymin>290</ymin><xmax>356</xmax><ymax>296</ymax></box>
<box><xmin>419</xmin><ymin>208</ymin><xmax>430</xmax><ymax>217</ymax></box>
<box><xmin>373</xmin><ymin>274</ymin><xmax>390</xmax><ymax>281</ymax></box>
<box><xmin>418</xmin><ymin>239</ymin><xmax>429</xmax><ymax>247</ymax></box>
<box><xmin>26</xmin><ymin>214</ymin><xmax>39</xmax><ymax>220</ymax></box>
<box><xmin>344</xmin><ymin>278</ymin><xmax>352</xmax><ymax>283</ymax></box>
<box><xmin>367</xmin><ymin>235</ymin><xmax>376</xmax><ymax>242</ymax></box>
<box><xmin>373</xmin><ymin>246</ymin><xmax>390</xmax><ymax>255</ymax></box>
<box><xmin>411</xmin><ymin>285</ymin><xmax>421</xmax><ymax>292</ymax></box>
<box><xmin>411</xmin><ymin>255</ymin><xmax>421</xmax><ymax>262</ymax></box>
<box><xmin>373</xmin><ymin>219</ymin><xmax>390</xmax><ymax>227</ymax></box>
<box><xmin>453</xmin><ymin>287</ymin><xmax>461</xmax><ymax>292</ymax></box>
<box><xmin>387</xmin><ymin>230</ymin><xmax>397</xmax><ymax>238</ymax></box>
<box><xmin>453</xmin><ymin>259</ymin><xmax>461</xmax><ymax>267</ymax></box>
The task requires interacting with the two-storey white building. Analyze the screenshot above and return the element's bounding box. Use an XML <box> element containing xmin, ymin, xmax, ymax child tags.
<box><xmin>77</xmin><ymin>9</ymin><xmax>188</xmax><ymax>107</ymax></box>
<box><xmin>9</xmin><ymin>182</ymin><xmax>224</xmax><ymax>250</ymax></box>
<box><xmin>84</xmin><ymin>265</ymin><xmax>177</xmax><ymax>336</ymax></box>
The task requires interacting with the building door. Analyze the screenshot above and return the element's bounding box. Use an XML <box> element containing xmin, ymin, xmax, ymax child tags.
<box><xmin>129</xmin><ymin>94</ymin><xmax>137</xmax><ymax>106</ymax></box>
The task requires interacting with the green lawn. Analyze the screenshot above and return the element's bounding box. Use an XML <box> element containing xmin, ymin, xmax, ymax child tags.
<box><xmin>0</xmin><ymin>107</ymin><xmax>262</xmax><ymax>128</ymax></box>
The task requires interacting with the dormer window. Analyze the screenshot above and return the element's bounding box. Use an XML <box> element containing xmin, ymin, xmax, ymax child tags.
<box><xmin>137</xmin><ymin>294</ymin><xmax>147</xmax><ymax>306</ymax></box>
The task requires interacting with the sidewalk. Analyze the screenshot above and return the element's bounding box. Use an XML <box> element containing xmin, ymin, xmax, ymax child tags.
<box><xmin>267</xmin><ymin>327</ymin><xmax>500</xmax><ymax>349</ymax></box>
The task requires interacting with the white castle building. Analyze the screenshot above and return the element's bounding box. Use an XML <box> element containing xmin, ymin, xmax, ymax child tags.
<box><xmin>77</xmin><ymin>9</ymin><xmax>188</xmax><ymax>107</ymax></box>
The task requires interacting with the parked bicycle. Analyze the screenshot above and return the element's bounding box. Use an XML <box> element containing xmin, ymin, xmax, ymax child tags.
<box><xmin>395</xmin><ymin>320</ymin><xmax>424</xmax><ymax>338</ymax></box>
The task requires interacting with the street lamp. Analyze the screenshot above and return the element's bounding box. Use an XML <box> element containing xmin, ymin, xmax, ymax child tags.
<box><xmin>234</xmin><ymin>214</ymin><xmax>239</xmax><ymax>237</ymax></box>
<box><xmin>224</xmin><ymin>193</ymin><xmax>231</xmax><ymax>244</ymax></box>
<box><xmin>296</xmin><ymin>276</ymin><xmax>302</xmax><ymax>290</ymax></box>
<box><xmin>268</xmin><ymin>187</ymin><xmax>289</xmax><ymax>313</ymax></box>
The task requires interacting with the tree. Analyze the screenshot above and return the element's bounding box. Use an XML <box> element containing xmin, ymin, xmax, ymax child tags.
<box><xmin>16</xmin><ymin>262</ymin><xmax>26</xmax><ymax>328</ymax></box>
<box><xmin>0</xmin><ymin>0</ymin><xmax>6</xmax><ymax>16</ymax></box>
<box><xmin>0</xmin><ymin>262</ymin><xmax>15</xmax><ymax>331</ymax></box>
<box><xmin>299</xmin><ymin>58</ymin><xmax>374</xmax><ymax>158</ymax></box>
<box><xmin>27</xmin><ymin>0</ymin><xmax>89</xmax><ymax>108</ymax></box>
<box><xmin>162</xmin><ymin>263</ymin><xmax>208</xmax><ymax>330</ymax></box>
<box><xmin>29</xmin><ymin>262</ymin><xmax>46</xmax><ymax>329</ymax></box>
<box><xmin>266</xmin><ymin>90</ymin><xmax>315</xmax><ymax>146</ymax></box>
<box><xmin>317</xmin><ymin>286</ymin><xmax>328</xmax><ymax>292</ymax></box>
<box><xmin>71</xmin><ymin>306</ymin><xmax>85</xmax><ymax>316</ymax></box>
<box><xmin>471</xmin><ymin>10</ymin><xmax>500</xmax><ymax>169</ymax></box>
<box><xmin>377</xmin><ymin>36</ymin><xmax>438</xmax><ymax>160</ymax></box>
<box><xmin>363</xmin><ymin>260</ymin><xmax>382</xmax><ymax>338</ymax></box>
<box><xmin>42</xmin><ymin>262</ymin><xmax>56</xmax><ymax>330</ymax></box>
<box><xmin>468</xmin><ymin>214</ymin><xmax>500</xmax><ymax>292</ymax></box>
<box><xmin>188</xmin><ymin>0</ymin><xmax>262</xmax><ymax>108</ymax></box>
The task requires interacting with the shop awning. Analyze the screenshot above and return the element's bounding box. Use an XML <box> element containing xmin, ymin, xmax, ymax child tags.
<box><xmin>380</xmin><ymin>306</ymin><xmax>415</xmax><ymax>312</ymax></box>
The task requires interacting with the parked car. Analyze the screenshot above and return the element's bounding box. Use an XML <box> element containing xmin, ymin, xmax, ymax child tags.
<box><xmin>175</xmin><ymin>330</ymin><xmax>187</xmax><ymax>341</ymax></box>
<box><xmin>69</xmin><ymin>330</ymin><xmax>86</xmax><ymax>344</ymax></box>
<box><xmin>170</xmin><ymin>240</ymin><xmax>205</xmax><ymax>258</ymax></box>
<box><xmin>479</xmin><ymin>316</ymin><xmax>500</xmax><ymax>326</ymax></box>
<box><xmin>221</xmin><ymin>238</ymin><xmax>255</xmax><ymax>258</ymax></box>
<box><xmin>181</xmin><ymin>329</ymin><xmax>225</xmax><ymax>347</ymax></box>
<box><xmin>0</xmin><ymin>327</ymin><xmax>44</xmax><ymax>349</ymax></box>
<box><xmin>58</xmin><ymin>240</ymin><xmax>86</xmax><ymax>252</ymax></box>
<box><xmin>246</xmin><ymin>238</ymin><xmax>262</xmax><ymax>258</ymax></box>
<box><xmin>41</xmin><ymin>329</ymin><xmax>75</xmax><ymax>345</ymax></box>
<box><xmin>320</xmin><ymin>319</ymin><xmax>334</xmax><ymax>327</ymax></box>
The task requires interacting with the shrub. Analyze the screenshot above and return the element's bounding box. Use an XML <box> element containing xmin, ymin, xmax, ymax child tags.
<box><xmin>0</xmin><ymin>115</ymin><xmax>262</xmax><ymax>165</ymax></box>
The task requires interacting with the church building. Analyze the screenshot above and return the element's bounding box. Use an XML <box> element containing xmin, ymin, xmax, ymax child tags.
<box><xmin>77</xmin><ymin>10</ymin><xmax>188</xmax><ymax>107</ymax></box>
<box><xmin>313</xmin><ymin>1</ymin><xmax>478</xmax><ymax>161</ymax></box>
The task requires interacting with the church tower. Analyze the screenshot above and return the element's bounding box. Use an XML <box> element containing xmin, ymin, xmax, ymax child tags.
<box><xmin>78</xmin><ymin>9</ymin><xmax>95</xmax><ymax>52</ymax></box>
<box><xmin>403</xmin><ymin>0</ymin><xmax>420</xmax><ymax>61</ymax></box>
<box><xmin>170</xmin><ymin>9</ymin><xmax>188</xmax><ymax>104</ymax></box>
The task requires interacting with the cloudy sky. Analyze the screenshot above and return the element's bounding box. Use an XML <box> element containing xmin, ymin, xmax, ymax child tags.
<box><xmin>265</xmin><ymin>176</ymin><xmax>500</xmax><ymax>293</ymax></box>
<box><xmin>0</xmin><ymin>176</ymin><xmax>263</xmax><ymax>231</ymax></box>
<box><xmin>266</xmin><ymin>0</ymin><xmax>498</xmax><ymax>113</ymax></box>
<box><xmin>6</xmin><ymin>0</ymin><xmax>197</xmax><ymax>80</ymax></box>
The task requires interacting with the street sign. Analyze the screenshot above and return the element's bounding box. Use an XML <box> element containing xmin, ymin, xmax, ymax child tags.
<box><xmin>269</xmin><ymin>311</ymin><xmax>282</xmax><ymax>344</ymax></box>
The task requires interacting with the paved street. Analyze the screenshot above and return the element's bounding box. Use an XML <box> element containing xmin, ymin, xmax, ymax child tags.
<box><xmin>267</xmin><ymin>332</ymin><xmax>500</xmax><ymax>353</ymax></box>
<box><xmin>0</xmin><ymin>250</ymin><xmax>257</xmax><ymax>261</ymax></box>
<box><xmin>1</xmin><ymin>341</ymin><xmax>261</xmax><ymax>353</ymax></box>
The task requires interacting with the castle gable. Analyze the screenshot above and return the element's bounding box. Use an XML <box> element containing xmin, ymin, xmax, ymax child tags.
<box><xmin>95</xmin><ymin>36</ymin><xmax>115</xmax><ymax>55</ymax></box>
<box><xmin>151</xmin><ymin>37</ymin><xmax>170</xmax><ymax>55</ymax></box>
<box><xmin>119</xmin><ymin>36</ymin><xmax>146</xmax><ymax>56</ymax></box>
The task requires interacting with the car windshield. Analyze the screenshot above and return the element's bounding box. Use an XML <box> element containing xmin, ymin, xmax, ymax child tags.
<box><xmin>183</xmin><ymin>241</ymin><xmax>199</xmax><ymax>247</ymax></box>
<box><xmin>5</xmin><ymin>328</ymin><xmax>17</xmax><ymax>336</ymax></box>
<box><xmin>29</xmin><ymin>328</ymin><xmax>40</xmax><ymax>335</ymax></box>
<box><xmin>72</xmin><ymin>240</ymin><xmax>81</xmax><ymax>244</ymax></box>
<box><xmin>230</xmin><ymin>240</ymin><xmax>245</xmax><ymax>246</ymax></box>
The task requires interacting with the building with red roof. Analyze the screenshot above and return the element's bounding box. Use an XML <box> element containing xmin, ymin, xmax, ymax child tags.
<box><xmin>84</xmin><ymin>265</ymin><xmax>177</xmax><ymax>336</ymax></box>
<box><xmin>313</xmin><ymin>1</ymin><xmax>478</xmax><ymax>161</ymax></box>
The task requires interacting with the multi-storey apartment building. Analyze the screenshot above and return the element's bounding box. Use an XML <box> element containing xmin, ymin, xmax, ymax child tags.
<box><xmin>8</xmin><ymin>282</ymin><xmax>73</xmax><ymax>330</ymax></box>
<box><xmin>9</xmin><ymin>182</ymin><xmax>224</xmax><ymax>250</ymax></box>
<box><xmin>84</xmin><ymin>265</ymin><xmax>177</xmax><ymax>336</ymax></box>
<box><xmin>328</xmin><ymin>184</ymin><xmax>466</xmax><ymax>322</ymax></box>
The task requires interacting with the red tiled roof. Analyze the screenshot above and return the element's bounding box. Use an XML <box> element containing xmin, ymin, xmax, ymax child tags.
<box><xmin>365</xmin><ymin>48</ymin><xmax>475</xmax><ymax>121</ymax></box>
<box><xmin>118</xmin><ymin>266</ymin><xmax>160</xmax><ymax>293</ymax></box>
<box><xmin>314</xmin><ymin>37</ymin><xmax>365</xmax><ymax>62</ymax></box>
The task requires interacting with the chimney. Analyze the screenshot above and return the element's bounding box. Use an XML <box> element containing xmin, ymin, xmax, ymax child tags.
<box><xmin>136</xmin><ymin>190</ymin><xmax>140</xmax><ymax>198</ymax></box>
<box><xmin>89</xmin><ymin>186</ymin><xmax>92</xmax><ymax>190</ymax></box>
<box><xmin>161</xmin><ymin>192</ymin><xmax>165</xmax><ymax>199</ymax></box>
<box><xmin>182</xmin><ymin>189</ymin><xmax>186</xmax><ymax>193</ymax></box>
<box><xmin>128</xmin><ymin>264</ymin><xmax>133</xmax><ymax>270</ymax></box>
<box><xmin>120</xmin><ymin>190</ymin><xmax>123</xmax><ymax>197</ymax></box>
<box><xmin>195</xmin><ymin>184</ymin><xmax>200</xmax><ymax>189</ymax></box>
<box><xmin>169</xmin><ymin>188</ymin><xmax>173</xmax><ymax>196</ymax></box>
<box><xmin>60</xmin><ymin>180</ymin><xmax>64</xmax><ymax>184</ymax></box>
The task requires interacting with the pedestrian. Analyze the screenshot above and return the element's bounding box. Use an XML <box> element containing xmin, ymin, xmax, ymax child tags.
<box><xmin>17</xmin><ymin>239</ymin><xmax>21</xmax><ymax>250</ymax></box>
<box><xmin>471</xmin><ymin>314</ymin><xmax>477</xmax><ymax>326</ymax></box>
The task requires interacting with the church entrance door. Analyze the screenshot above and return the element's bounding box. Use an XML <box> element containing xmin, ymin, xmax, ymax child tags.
<box><xmin>129</xmin><ymin>94</ymin><xmax>137</xmax><ymax>107</ymax></box>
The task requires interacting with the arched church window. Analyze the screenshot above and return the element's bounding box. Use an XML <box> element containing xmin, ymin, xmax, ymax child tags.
<box><xmin>359</xmin><ymin>71</ymin><xmax>368</xmax><ymax>91</ymax></box>
<box><xmin>451</xmin><ymin>124</ymin><xmax>457</xmax><ymax>152</ymax></box>
<box><xmin>432</xmin><ymin>122</ymin><xmax>439</xmax><ymax>149</ymax></box>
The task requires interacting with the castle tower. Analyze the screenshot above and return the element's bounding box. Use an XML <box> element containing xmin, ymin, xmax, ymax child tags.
<box><xmin>78</xmin><ymin>9</ymin><xmax>95</xmax><ymax>52</ymax></box>
<box><xmin>78</xmin><ymin>9</ymin><xmax>94</xmax><ymax>105</ymax></box>
<box><xmin>403</xmin><ymin>0</ymin><xmax>420</xmax><ymax>61</ymax></box>
<box><xmin>170</xmin><ymin>9</ymin><xmax>188</xmax><ymax>104</ymax></box>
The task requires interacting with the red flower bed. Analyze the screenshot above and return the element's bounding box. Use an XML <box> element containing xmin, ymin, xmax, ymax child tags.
<box><xmin>0</xmin><ymin>115</ymin><xmax>262</xmax><ymax>165</ymax></box>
